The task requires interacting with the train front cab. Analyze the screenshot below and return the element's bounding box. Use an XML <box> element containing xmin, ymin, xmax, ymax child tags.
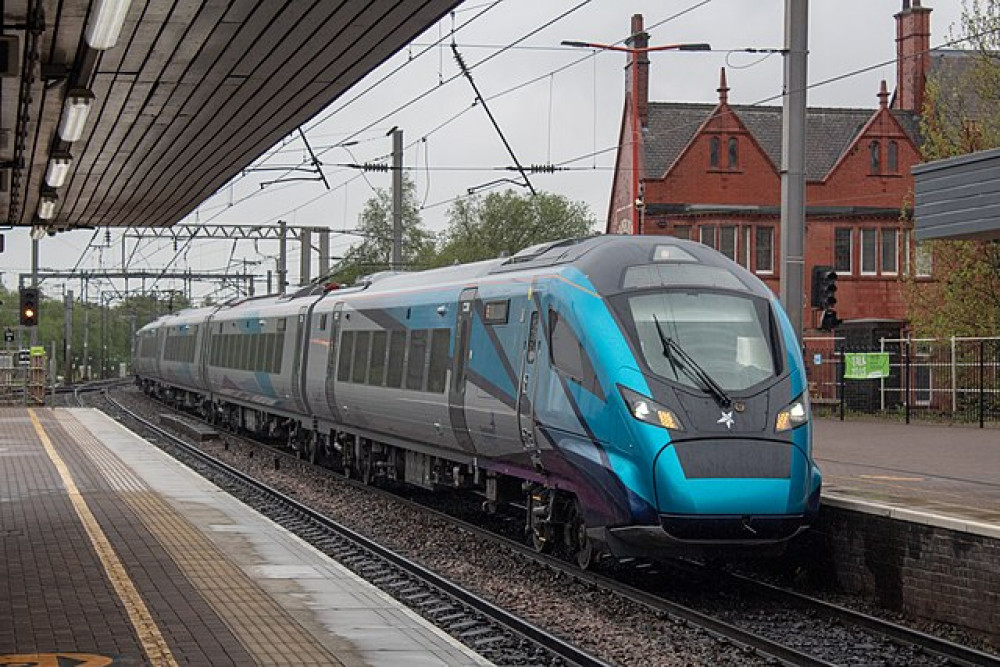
<box><xmin>593</xmin><ymin>245</ymin><xmax>822</xmax><ymax>558</ymax></box>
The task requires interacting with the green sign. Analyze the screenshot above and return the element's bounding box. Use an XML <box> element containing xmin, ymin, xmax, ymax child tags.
<box><xmin>844</xmin><ymin>352</ymin><xmax>890</xmax><ymax>379</ymax></box>
<box><xmin>30</xmin><ymin>346</ymin><xmax>45</xmax><ymax>357</ymax></box>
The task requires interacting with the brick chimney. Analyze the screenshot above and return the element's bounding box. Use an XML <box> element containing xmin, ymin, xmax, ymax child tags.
<box><xmin>893</xmin><ymin>0</ymin><xmax>932</xmax><ymax>112</ymax></box>
<box><xmin>626</xmin><ymin>14</ymin><xmax>649</xmax><ymax>127</ymax></box>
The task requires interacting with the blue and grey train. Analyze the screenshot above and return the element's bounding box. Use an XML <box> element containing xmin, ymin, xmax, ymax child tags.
<box><xmin>133</xmin><ymin>235</ymin><xmax>821</xmax><ymax>566</ymax></box>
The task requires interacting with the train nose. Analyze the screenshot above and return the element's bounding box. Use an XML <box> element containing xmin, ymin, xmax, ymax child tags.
<box><xmin>652</xmin><ymin>438</ymin><xmax>816</xmax><ymax>515</ymax></box>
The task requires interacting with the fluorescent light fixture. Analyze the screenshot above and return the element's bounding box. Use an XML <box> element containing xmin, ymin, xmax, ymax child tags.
<box><xmin>59</xmin><ymin>89</ymin><xmax>95</xmax><ymax>142</ymax></box>
<box><xmin>85</xmin><ymin>0</ymin><xmax>133</xmax><ymax>50</ymax></box>
<box><xmin>37</xmin><ymin>195</ymin><xmax>57</xmax><ymax>220</ymax></box>
<box><xmin>30</xmin><ymin>225</ymin><xmax>48</xmax><ymax>241</ymax></box>
<box><xmin>45</xmin><ymin>153</ymin><xmax>73</xmax><ymax>188</ymax></box>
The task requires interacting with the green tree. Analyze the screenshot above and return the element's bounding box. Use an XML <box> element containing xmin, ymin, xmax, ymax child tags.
<box><xmin>331</xmin><ymin>176</ymin><xmax>435</xmax><ymax>285</ymax></box>
<box><xmin>432</xmin><ymin>189</ymin><xmax>597</xmax><ymax>266</ymax></box>
<box><xmin>906</xmin><ymin>0</ymin><xmax>1000</xmax><ymax>336</ymax></box>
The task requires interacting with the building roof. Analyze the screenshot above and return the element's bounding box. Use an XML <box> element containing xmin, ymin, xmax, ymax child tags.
<box><xmin>644</xmin><ymin>102</ymin><xmax>922</xmax><ymax>181</ymax></box>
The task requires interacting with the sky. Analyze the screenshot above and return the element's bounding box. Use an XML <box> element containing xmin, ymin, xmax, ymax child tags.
<box><xmin>1</xmin><ymin>0</ymin><xmax>966</xmax><ymax>303</ymax></box>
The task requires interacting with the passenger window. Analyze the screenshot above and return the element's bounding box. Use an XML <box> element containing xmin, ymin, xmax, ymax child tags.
<box><xmin>369</xmin><ymin>331</ymin><xmax>388</xmax><ymax>386</ymax></box>
<box><xmin>386</xmin><ymin>330</ymin><xmax>407</xmax><ymax>388</ymax></box>
<box><xmin>273</xmin><ymin>333</ymin><xmax>284</xmax><ymax>373</ymax></box>
<box><xmin>406</xmin><ymin>329</ymin><xmax>428</xmax><ymax>391</ymax></box>
<box><xmin>427</xmin><ymin>328</ymin><xmax>450</xmax><ymax>393</ymax></box>
<box><xmin>338</xmin><ymin>331</ymin><xmax>354</xmax><ymax>382</ymax></box>
<box><xmin>352</xmin><ymin>331</ymin><xmax>371</xmax><ymax>384</ymax></box>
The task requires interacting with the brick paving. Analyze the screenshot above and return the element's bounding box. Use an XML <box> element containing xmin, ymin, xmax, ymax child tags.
<box><xmin>0</xmin><ymin>408</ymin><xmax>341</xmax><ymax>666</ymax></box>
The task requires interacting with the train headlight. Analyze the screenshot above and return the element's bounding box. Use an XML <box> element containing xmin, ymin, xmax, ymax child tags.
<box><xmin>618</xmin><ymin>385</ymin><xmax>683</xmax><ymax>431</ymax></box>
<box><xmin>775</xmin><ymin>394</ymin><xmax>809</xmax><ymax>431</ymax></box>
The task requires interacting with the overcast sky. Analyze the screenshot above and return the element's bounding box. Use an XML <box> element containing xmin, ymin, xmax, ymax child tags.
<box><xmin>3</xmin><ymin>0</ymin><xmax>964</xmax><ymax>302</ymax></box>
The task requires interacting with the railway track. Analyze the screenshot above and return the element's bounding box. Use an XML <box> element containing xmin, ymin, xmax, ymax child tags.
<box><xmin>99</xmin><ymin>391</ymin><xmax>613</xmax><ymax>667</ymax></box>
<box><xmin>88</xmin><ymin>387</ymin><xmax>1000</xmax><ymax>666</ymax></box>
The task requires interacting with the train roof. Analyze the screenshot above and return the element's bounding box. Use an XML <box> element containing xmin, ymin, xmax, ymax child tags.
<box><xmin>355</xmin><ymin>235</ymin><xmax>772</xmax><ymax>299</ymax></box>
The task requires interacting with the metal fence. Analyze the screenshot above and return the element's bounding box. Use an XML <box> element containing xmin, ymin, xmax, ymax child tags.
<box><xmin>802</xmin><ymin>336</ymin><xmax>1000</xmax><ymax>427</ymax></box>
<box><xmin>0</xmin><ymin>351</ymin><xmax>48</xmax><ymax>406</ymax></box>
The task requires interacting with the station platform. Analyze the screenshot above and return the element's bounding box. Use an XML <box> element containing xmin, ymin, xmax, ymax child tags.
<box><xmin>0</xmin><ymin>407</ymin><xmax>490</xmax><ymax>667</ymax></box>
<box><xmin>814</xmin><ymin>417</ymin><xmax>1000</xmax><ymax>538</ymax></box>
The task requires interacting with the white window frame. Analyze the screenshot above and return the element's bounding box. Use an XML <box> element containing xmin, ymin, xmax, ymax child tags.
<box><xmin>755</xmin><ymin>227</ymin><xmax>774</xmax><ymax>275</ymax></box>
<box><xmin>860</xmin><ymin>228</ymin><xmax>878</xmax><ymax>275</ymax></box>
<box><xmin>881</xmin><ymin>228</ymin><xmax>899</xmax><ymax>275</ymax></box>
<box><xmin>699</xmin><ymin>225</ymin><xmax>716</xmax><ymax>249</ymax></box>
<box><xmin>834</xmin><ymin>228</ymin><xmax>853</xmax><ymax>275</ymax></box>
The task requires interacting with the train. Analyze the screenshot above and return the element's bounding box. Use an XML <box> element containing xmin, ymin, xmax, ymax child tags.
<box><xmin>133</xmin><ymin>235</ymin><xmax>822</xmax><ymax>567</ymax></box>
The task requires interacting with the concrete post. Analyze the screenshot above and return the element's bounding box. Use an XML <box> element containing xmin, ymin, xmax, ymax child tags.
<box><xmin>780</xmin><ymin>0</ymin><xmax>808</xmax><ymax>341</ymax></box>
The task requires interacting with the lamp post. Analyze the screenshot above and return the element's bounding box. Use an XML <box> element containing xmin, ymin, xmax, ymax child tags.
<box><xmin>562</xmin><ymin>36</ymin><xmax>710</xmax><ymax>235</ymax></box>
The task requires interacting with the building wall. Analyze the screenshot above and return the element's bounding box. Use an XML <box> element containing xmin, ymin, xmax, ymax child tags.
<box><xmin>633</xmin><ymin>106</ymin><xmax>925</xmax><ymax>332</ymax></box>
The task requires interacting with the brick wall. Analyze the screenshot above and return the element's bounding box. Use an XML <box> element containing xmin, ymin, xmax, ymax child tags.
<box><xmin>811</xmin><ymin>504</ymin><xmax>1000</xmax><ymax>645</ymax></box>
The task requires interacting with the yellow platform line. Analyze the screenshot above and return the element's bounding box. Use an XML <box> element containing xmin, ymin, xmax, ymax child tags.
<box><xmin>29</xmin><ymin>409</ymin><xmax>179</xmax><ymax>667</ymax></box>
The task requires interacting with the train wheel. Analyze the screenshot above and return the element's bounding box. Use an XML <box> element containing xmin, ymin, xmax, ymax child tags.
<box><xmin>526</xmin><ymin>492</ymin><xmax>554</xmax><ymax>554</ymax></box>
<box><xmin>566</xmin><ymin>500</ymin><xmax>595</xmax><ymax>570</ymax></box>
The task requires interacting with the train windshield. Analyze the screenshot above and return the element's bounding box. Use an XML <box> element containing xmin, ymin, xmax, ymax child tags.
<box><xmin>628</xmin><ymin>291</ymin><xmax>779</xmax><ymax>392</ymax></box>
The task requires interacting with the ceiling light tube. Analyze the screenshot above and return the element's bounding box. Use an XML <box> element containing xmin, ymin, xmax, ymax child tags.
<box><xmin>45</xmin><ymin>153</ymin><xmax>73</xmax><ymax>188</ymax></box>
<box><xmin>59</xmin><ymin>89</ymin><xmax>95</xmax><ymax>142</ymax></box>
<box><xmin>38</xmin><ymin>195</ymin><xmax>58</xmax><ymax>220</ymax></box>
<box><xmin>85</xmin><ymin>0</ymin><xmax>133</xmax><ymax>50</ymax></box>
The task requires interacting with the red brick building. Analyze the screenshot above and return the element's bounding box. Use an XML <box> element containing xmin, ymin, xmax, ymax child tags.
<box><xmin>609</xmin><ymin>1</ymin><xmax>944</xmax><ymax>333</ymax></box>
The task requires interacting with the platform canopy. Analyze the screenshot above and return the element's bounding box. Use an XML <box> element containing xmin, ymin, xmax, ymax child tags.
<box><xmin>0</xmin><ymin>0</ymin><xmax>460</xmax><ymax>233</ymax></box>
<box><xmin>914</xmin><ymin>147</ymin><xmax>1000</xmax><ymax>241</ymax></box>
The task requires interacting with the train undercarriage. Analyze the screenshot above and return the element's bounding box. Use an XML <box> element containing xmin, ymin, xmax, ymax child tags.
<box><xmin>137</xmin><ymin>378</ymin><xmax>601</xmax><ymax>568</ymax></box>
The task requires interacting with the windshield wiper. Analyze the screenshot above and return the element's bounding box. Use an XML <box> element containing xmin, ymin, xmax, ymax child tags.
<box><xmin>651</xmin><ymin>315</ymin><xmax>732</xmax><ymax>409</ymax></box>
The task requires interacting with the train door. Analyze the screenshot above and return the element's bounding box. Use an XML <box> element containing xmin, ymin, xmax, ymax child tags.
<box><xmin>298</xmin><ymin>299</ymin><xmax>325</xmax><ymax>415</ymax></box>
<box><xmin>324</xmin><ymin>302</ymin><xmax>344</xmax><ymax>423</ymax></box>
<box><xmin>517</xmin><ymin>296</ymin><xmax>542</xmax><ymax>454</ymax></box>
<box><xmin>448</xmin><ymin>288</ymin><xmax>477</xmax><ymax>452</ymax></box>
<box><xmin>289</xmin><ymin>305</ymin><xmax>310</xmax><ymax>413</ymax></box>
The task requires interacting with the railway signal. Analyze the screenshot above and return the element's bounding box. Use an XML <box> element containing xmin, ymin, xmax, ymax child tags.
<box><xmin>19</xmin><ymin>287</ymin><xmax>39</xmax><ymax>327</ymax></box>
<box><xmin>811</xmin><ymin>266</ymin><xmax>841</xmax><ymax>331</ymax></box>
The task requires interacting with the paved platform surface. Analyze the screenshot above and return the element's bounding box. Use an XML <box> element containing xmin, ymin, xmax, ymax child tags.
<box><xmin>814</xmin><ymin>418</ymin><xmax>1000</xmax><ymax>536</ymax></box>
<box><xmin>0</xmin><ymin>407</ymin><xmax>490</xmax><ymax>667</ymax></box>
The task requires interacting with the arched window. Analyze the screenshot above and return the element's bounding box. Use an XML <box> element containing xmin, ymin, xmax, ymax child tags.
<box><xmin>888</xmin><ymin>140</ymin><xmax>899</xmax><ymax>173</ymax></box>
<box><xmin>869</xmin><ymin>140</ymin><xmax>881</xmax><ymax>174</ymax></box>
<box><xmin>728</xmin><ymin>137</ymin><xmax>739</xmax><ymax>169</ymax></box>
<box><xmin>709</xmin><ymin>137</ymin><xmax>720</xmax><ymax>168</ymax></box>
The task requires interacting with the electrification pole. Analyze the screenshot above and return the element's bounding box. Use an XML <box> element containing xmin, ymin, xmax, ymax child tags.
<box><xmin>391</xmin><ymin>128</ymin><xmax>403</xmax><ymax>271</ymax></box>
<box><xmin>64</xmin><ymin>291</ymin><xmax>73</xmax><ymax>385</ymax></box>
<box><xmin>780</xmin><ymin>0</ymin><xmax>808</xmax><ymax>340</ymax></box>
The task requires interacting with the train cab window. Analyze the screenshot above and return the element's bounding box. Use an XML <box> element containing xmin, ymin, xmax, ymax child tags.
<box><xmin>549</xmin><ymin>310</ymin><xmax>599</xmax><ymax>394</ymax></box>
<box><xmin>353</xmin><ymin>331</ymin><xmax>371</xmax><ymax>384</ymax></box>
<box><xmin>427</xmin><ymin>328</ymin><xmax>451</xmax><ymax>393</ymax></box>
<box><xmin>369</xmin><ymin>331</ymin><xmax>388</xmax><ymax>386</ymax></box>
<box><xmin>386</xmin><ymin>330</ymin><xmax>407</xmax><ymax>388</ymax></box>
<box><xmin>483</xmin><ymin>300</ymin><xmax>509</xmax><ymax>325</ymax></box>
<box><xmin>338</xmin><ymin>331</ymin><xmax>355</xmax><ymax>382</ymax></box>
<box><xmin>406</xmin><ymin>329</ymin><xmax>429</xmax><ymax>391</ymax></box>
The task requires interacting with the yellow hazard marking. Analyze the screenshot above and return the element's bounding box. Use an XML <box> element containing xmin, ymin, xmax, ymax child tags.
<box><xmin>28</xmin><ymin>410</ymin><xmax>178</xmax><ymax>667</ymax></box>
<box><xmin>859</xmin><ymin>474</ymin><xmax>925</xmax><ymax>482</ymax></box>
<box><xmin>0</xmin><ymin>653</ymin><xmax>114</xmax><ymax>667</ymax></box>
